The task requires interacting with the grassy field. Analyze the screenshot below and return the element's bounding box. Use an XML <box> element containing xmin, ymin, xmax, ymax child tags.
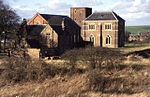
<box><xmin>126</xmin><ymin>25</ymin><xmax>150</xmax><ymax>34</ymax></box>
<box><xmin>119</xmin><ymin>43</ymin><xmax>150</xmax><ymax>53</ymax></box>
<box><xmin>0</xmin><ymin>53</ymin><xmax>7</xmax><ymax>56</ymax></box>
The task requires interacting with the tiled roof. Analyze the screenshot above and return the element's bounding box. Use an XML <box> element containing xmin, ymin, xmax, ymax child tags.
<box><xmin>40</xmin><ymin>14</ymin><xmax>80</xmax><ymax>28</ymax></box>
<box><xmin>85</xmin><ymin>11</ymin><xmax>124</xmax><ymax>21</ymax></box>
<box><xmin>27</xmin><ymin>25</ymin><xmax>46</xmax><ymax>36</ymax></box>
<box><xmin>50</xmin><ymin>25</ymin><xmax>63</xmax><ymax>35</ymax></box>
<box><xmin>40</xmin><ymin>14</ymin><xmax>67</xmax><ymax>25</ymax></box>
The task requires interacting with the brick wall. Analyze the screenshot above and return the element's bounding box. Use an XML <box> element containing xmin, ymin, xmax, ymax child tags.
<box><xmin>40</xmin><ymin>25</ymin><xmax>58</xmax><ymax>48</ymax></box>
<box><xmin>70</xmin><ymin>8</ymin><xmax>92</xmax><ymax>27</ymax></box>
<box><xmin>27</xmin><ymin>14</ymin><xmax>48</xmax><ymax>25</ymax></box>
<box><xmin>82</xmin><ymin>20</ymin><xmax>123</xmax><ymax>48</ymax></box>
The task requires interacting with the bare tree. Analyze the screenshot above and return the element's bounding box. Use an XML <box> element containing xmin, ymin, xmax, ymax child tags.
<box><xmin>0</xmin><ymin>0</ymin><xmax>20</xmax><ymax>50</ymax></box>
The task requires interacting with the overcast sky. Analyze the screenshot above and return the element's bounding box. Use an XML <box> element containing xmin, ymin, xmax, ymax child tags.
<box><xmin>4</xmin><ymin>0</ymin><xmax>150</xmax><ymax>26</ymax></box>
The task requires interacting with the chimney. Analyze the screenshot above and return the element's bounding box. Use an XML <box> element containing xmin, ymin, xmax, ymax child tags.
<box><xmin>62</xmin><ymin>18</ymin><xmax>65</xmax><ymax>31</ymax></box>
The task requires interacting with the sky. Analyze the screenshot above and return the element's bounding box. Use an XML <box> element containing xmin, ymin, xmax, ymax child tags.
<box><xmin>3</xmin><ymin>0</ymin><xmax>150</xmax><ymax>26</ymax></box>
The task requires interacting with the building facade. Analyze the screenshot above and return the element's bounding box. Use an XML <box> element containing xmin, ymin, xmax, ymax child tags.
<box><xmin>26</xmin><ymin>7</ymin><xmax>125</xmax><ymax>57</ymax></box>
<box><xmin>71</xmin><ymin>8</ymin><xmax>125</xmax><ymax>48</ymax></box>
<box><xmin>70</xmin><ymin>7</ymin><xmax>92</xmax><ymax>27</ymax></box>
<box><xmin>26</xmin><ymin>13</ymin><xmax>81</xmax><ymax>55</ymax></box>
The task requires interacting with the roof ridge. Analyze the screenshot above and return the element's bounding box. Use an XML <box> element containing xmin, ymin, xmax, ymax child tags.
<box><xmin>84</xmin><ymin>13</ymin><xmax>93</xmax><ymax>20</ymax></box>
<box><xmin>112</xmin><ymin>11</ymin><xmax>125</xmax><ymax>21</ymax></box>
<box><xmin>111</xmin><ymin>11</ymin><xmax>118</xmax><ymax>20</ymax></box>
<box><xmin>50</xmin><ymin>24</ymin><xmax>62</xmax><ymax>26</ymax></box>
<box><xmin>27</xmin><ymin>24</ymin><xmax>47</xmax><ymax>26</ymax></box>
<box><xmin>94</xmin><ymin>11</ymin><xmax>112</xmax><ymax>13</ymax></box>
<box><xmin>85</xmin><ymin>11</ymin><xmax>121</xmax><ymax>21</ymax></box>
<box><xmin>40</xmin><ymin>13</ymin><xmax>67</xmax><ymax>17</ymax></box>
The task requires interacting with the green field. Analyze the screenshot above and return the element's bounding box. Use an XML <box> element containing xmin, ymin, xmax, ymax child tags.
<box><xmin>125</xmin><ymin>25</ymin><xmax>150</xmax><ymax>34</ymax></box>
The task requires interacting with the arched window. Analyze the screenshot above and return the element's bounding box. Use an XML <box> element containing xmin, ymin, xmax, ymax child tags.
<box><xmin>90</xmin><ymin>35</ymin><xmax>95</xmax><ymax>44</ymax></box>
<box><xmin>46</xmin><ymin>33</ymin><xmax>50</xmax><ymax>40</ymax></box>
<box><xmin>106</xmin><ymin>35</ymin><xmax>111</xmax><ymax>45</ymax></box>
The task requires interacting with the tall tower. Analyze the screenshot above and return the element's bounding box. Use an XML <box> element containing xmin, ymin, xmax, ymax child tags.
<box><xmin>70</xmin><ymin>7</ymin><xmax>92</xmax><ymax>27</ymax></box>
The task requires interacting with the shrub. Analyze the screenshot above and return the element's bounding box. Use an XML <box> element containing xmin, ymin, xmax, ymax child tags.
<box><xmin>0</xmin><ymin>58</ymin><xmax>69</xmax><ymax>85</ymax></box>
<box><xmin>87</xmin><ymin>69</ymin><xmax>105</xmax><ymax>91</ymax></box>
<box><xmin>82</xmin><ymin>47</ymin><xmax>124</xmax><ymax>70</ymax></box>
<box><xmin>62</xmin><ymin>49</ymin><xmax>80</xmax><ymax>70</ymax></box>
<box><xmin>62</xmin><ymin>47</ymin><xmax>124</xmax><ymax>70</ymax></box>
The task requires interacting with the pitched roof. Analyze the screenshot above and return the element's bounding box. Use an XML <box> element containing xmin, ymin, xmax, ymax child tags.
<box><xmin>40</xmin><ymin>14</ymin><xmax>67</xmax><ymax>25</ymax></box>
<box><xmin>85</xmin><ymin>11</ymin><xmax>124</xmax><ymax>21</ymax></box>
<box><xmin>39</xmin><ymin>14</ymin><xmax>80</xmax><ymax>28</ymax></box>
<box><xmin>50</xmin><ymin>25</ymin><xmax>63</xmax><ymax>35</ymax></box>
<box><xmin>70</xmin><ymin>7</ymin><xmax>92</xmax><ymax>9</ymax></box>
<box><xmin>27</xmin><ymin>25</ymin><xmax>46</xmax><ymax>36</ymax></box>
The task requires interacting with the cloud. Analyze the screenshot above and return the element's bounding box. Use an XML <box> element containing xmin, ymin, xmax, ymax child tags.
<box><xmin>48</xmin><ymin>0</ymin><xmax>71</xmax><ymax>9</ymax></box>
<box><xmin>104</xmin><ymin>0</ymin><xmax>150</xmax><ymax>25</ymax></box>
<box><xmin>46</xmin><ymin>0</ymin><xmax>72</xmax><ymax>15</ymax></box>
<box><xmin>7</xmin><ymin>0</ymin><xmax>150</xmax><ymax>26</ymax></box>
<box><xmin>13</xmin><ymin>5</ymin><xmax>33</xmax><ymax>11</ymax></box>
<box><xmin>12</xmin><ymin>5</ymin><xmax>46</xmax><ymax>19</ymax></box>
<box><xmin>75</xmin><ymin>0</ymin><xmax>103</xmax><ymax>7</ymax></box>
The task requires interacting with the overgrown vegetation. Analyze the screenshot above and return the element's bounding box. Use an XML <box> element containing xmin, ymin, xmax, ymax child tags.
<box><xmin>1</xmin><ymin>47</ymin><xmax>150</xmax><ymax>96</ymax></box>
<box><xmin>87</xmin><ymin>65</ymin><xmax>150</xmax><ymax>94</ymax></box>
<box><xmin>62</xmin><ymin>47</ymin><xmax>124</xmax><ymax>70</ymax></box>
<box><xmin>0</xmin><ymin>58</ymin><xmax>70</xmax><ymax>85</ymax></box>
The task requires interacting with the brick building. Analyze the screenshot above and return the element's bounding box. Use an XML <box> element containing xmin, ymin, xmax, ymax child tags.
<box><xmin>71</xmin><ymin>8</ymin><xmax>125</xmax><ymax>48</ymax></box>
<box><xmin>26</xmin><ymin>7</ymin><xmax>125</xmax><ymax>57</ymax></box>
<box><xmin>70</xmin><ymin>7</ymin><xmax>92</xmax><ymax>27</ymax></box>
<box><xmin>27</xmin><ymin>13</ymin><xmax>81</xmax><ymax>55</ymax></box>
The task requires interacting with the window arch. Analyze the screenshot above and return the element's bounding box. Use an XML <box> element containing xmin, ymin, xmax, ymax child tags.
<box><xmin>106</xmin><ymin>35</ymin><xmax>111</xmax><ymax>45</ymax></box>
<box><xmin>90</xmin><ymin>35</ymin><xmax>95</xmax><ymax>44</ymax></box>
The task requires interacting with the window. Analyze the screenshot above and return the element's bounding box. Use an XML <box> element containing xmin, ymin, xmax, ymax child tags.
<box><xmin>79</xmin><ymin>13</ymin><xmax>82</xmax><ymax>16</ymax></box>
<box><xmin>74</xmin><ymin>35</ymin><xmax>76</xmax><ymax>43</ymax></box>
<box><xmin>106</xmin><ymin>35</ymin><xmax>111</xmax><ymax>45</ymax></box>
<box><xmin>84</xmin><ymin>26</ymin><xmax>87</xmax><ymax>30</ymax></box>
<box><xmin>89</xmin><ymin>24</ymin><xmax>96</xmax><ymax>30</ymax></box>
<box><xmin>105</xmin><ymin>23</ymin><xmax>112</xmax><ymax>30</ymax></box>
<box><xmin>84</xmin><ymin>32</ymin><xmax>86</xmax><ymax>40</ymax></box>
<box><xmin>36</xmin><ymin>22</ymin><xmax>39</xmax><ymax>24</ymax></box>
<box><xmin>90</xmin><ymin>35</ymin><xmax>95</xmax><ymax>44</ymax></box>
<box><xmin>84</xmin><ymin>22</ymin><xmax>87</xmax><ymax>30</ymax></box>
<box><xmin>46</xmin><ymin>34</ymin><xmax>50</xmax><ymax>40</ymax></box>
<box><xmin>74</xmin><ymin>9</ymin><xmax>76</xmax><ymax>13</ymax></box>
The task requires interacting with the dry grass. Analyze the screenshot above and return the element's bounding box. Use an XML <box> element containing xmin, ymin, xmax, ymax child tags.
<box><xmin>0</xmin><ymin>46</ymin><xmax>150</xmax><ymax>96</ymax></box>
<box><xmin>120</xmin><ymin>45</ymin><xmax>150</xmax><ymax>54</ymax></box>
<box><xmin>124</xmin><ymin>55</ymin><xmax>150</xmax><ymax>65</ymax></box>
<box><xmin>0</xmin><ymin>65</ymin><xmax>150</xmax><ymax>97</ymax></box>
<box><xmin>0</xmin><ymin>58</ymin><xmax>74</xmax><ymax>87</ymax></box>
